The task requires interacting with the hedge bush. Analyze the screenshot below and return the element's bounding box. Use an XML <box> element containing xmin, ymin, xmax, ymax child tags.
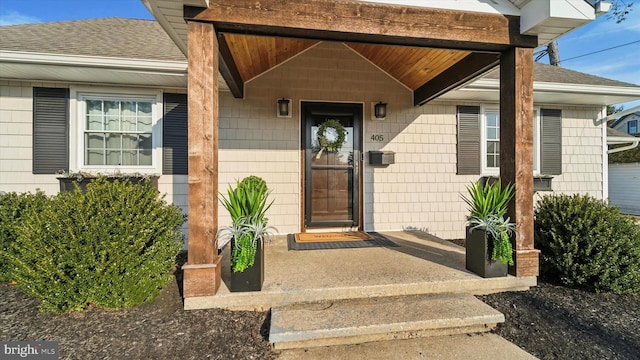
<box><xmin>6</xmin><ymin>178</ymin><xmax>184</xmax><ymax>312</ymax></box>
<box><xmin>0</xmin><ymin>191</ymin><xmax>49</xmax><ymax>282</ymax></box>
<box><xmin>534</xmin><ymin>193</ymin><xmax>640</xmax><ymax>294</ymax></box>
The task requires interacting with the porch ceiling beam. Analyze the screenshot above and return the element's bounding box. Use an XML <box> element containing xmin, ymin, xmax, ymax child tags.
<box><xmin>217</xmin><ymin>33</ymin><xmax>244</xmax><ymax>98</ymax></box>
<box><xmin>413</xmin><ymin>52</ymin><xmax>500</xmax><ymax>106</ymax></box>
<box><xmin>184</xmin><ymin>0</ymin><xmax>538</xmax><ymax>52</ymax></box>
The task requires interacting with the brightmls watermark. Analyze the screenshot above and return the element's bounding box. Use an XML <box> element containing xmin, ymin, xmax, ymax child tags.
<box><xmin>1</xmin><ymin>341</ymin><xmax>58</xmax><ymax>359</ymax></box>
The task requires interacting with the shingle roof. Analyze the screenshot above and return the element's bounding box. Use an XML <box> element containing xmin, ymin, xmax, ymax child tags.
<box><xmin>0</xmin><ymin>17</ymin><xmax>185</xmax><ymax>62</ymax></box>
<box><xmin>484</xmin><ymin>62</ymin><xmax>638</xmax><ymax>88</ymax></box>
<box><xmin>0</xmin><ymin>17</ymin><xmax>638</xmax><ymax>90</ymax></box>
<box><xmin>608</xmin><ymin>127</ymin><xmax>637</xmax><ymax>138</ymax></box>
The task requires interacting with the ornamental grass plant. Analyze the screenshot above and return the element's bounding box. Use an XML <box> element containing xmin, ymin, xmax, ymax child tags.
<box><xmin>219</xmin><ymin>176</ymin><xmax>276</xmax><ymax>273</ymax></box>
<box><xmin>462</xmin><ymin>179</ymin><xmax>515</xmax><ymax>265</ymax></box>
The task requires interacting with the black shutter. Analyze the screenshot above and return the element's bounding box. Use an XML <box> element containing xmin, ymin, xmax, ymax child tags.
<box><xmin>457</xmin><ymin>106</ymin><xmax>481</xmax><ymax>175</ymax></box>
<box><xmin>541</xmin><ymin>109</ymin><xmax>562</xmax><ymax>175</ymax></box>
<box><xmin>163</xmin><ymin>93</ymin><xmax>188</xmax><ymax>175</ymax></box>
<box><xmin>32</xmin><ymin>87</ymin><xmax>69</xmax><ymax>174</ymax></box>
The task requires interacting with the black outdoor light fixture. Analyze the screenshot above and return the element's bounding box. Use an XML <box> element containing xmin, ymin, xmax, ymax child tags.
<box><xmin>277</xmin><ymin>98</ymin><xmax>291</xmax><ymax>117</ymax></box>
<box><xmin>374</xmin><ymin>101</ymin><xmax>387</xmax><ymax>119</ymax></box>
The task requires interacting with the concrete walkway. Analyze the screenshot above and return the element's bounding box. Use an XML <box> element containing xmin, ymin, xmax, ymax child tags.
<box><xmin>277</xmin><ymin>333</ymin><xmax>538</xmax><ymax>359</ymax></box>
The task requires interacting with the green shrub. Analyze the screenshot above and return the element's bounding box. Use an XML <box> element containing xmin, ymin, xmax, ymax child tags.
<box><xmin>6</xmin><ymin>178</ymin><xmax>184</xmax><ymax>312</ymax></box>
<box><xmin>0</xmin><ymin>191</ymin><xmax>49</xmax><ymax>282</ymax></box>
<box><xmin>534</xmin><ymin>193</ymin><xmax>640</xmax><ymax>294</ymax></box>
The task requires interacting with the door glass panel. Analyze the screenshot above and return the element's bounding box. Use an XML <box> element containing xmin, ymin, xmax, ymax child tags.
<box><xmin>309</xmin><ymin>115</ymin><xmax>355</xmax><ymax>224</ymax></box>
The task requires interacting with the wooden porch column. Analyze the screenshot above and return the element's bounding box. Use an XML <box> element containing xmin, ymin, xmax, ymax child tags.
<box><xmin>499</xmin><ymin>47</ymin><xmax>539</xmax><ymax>277</ymax></box>
<box><xmin>182</xmin><ymin>20</ymin><xmax>222</xmax><ymax>297</ymax></box>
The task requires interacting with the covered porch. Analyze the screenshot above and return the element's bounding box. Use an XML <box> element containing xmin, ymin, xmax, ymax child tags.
<box><xmin>185</xmin><ymin>231</ymin><xmax>536</xmax><ymax>310</ymax></box>
<box><xmin>142</xmin><ymin>0</ymin><xmax>602</xmax><ymax>299</ymax></box>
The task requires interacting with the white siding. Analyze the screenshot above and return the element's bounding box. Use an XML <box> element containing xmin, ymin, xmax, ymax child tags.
<box><xmin>0</xmin><ymin>80</ymin><xmax>189</xmax><ymax>243</ymax></box>
<box><xmin>0</xmin><ymin>42</ymin><xmax>607</xmax><ymax>242</ymax></box>
<box><xmin>0</xmin><ymin>80</ymin><xmax>60</xmax><ymax>194</ymax></box>
<box><xmin>609</xmin><ymin>163</ymin><xmax>640</xmax><ymax>215</ymax></box>
<box><xmin>219</xmin><ymin>42</ymin><xmax>604</xmax><ymax>239</ymax></box>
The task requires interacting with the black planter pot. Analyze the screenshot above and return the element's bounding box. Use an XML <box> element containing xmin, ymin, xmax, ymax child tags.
<box><xmin>465</xmin><ymin>228</ymin><xmax>508</xmax><ymax>278</ymax></box>
<box><xmin>230</xmin><ymin>238</ymin><xmax>264</xmax><ymax>292</ymax></box>
<box><xmin>57</xmin><ymin>176</ymin><xmax>158</xmax><ymax>193</ymax></box>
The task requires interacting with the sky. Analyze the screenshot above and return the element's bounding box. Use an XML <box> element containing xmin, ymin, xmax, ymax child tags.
<box><xmin>0</xmin><ymin>0</ymin><xmax>638</xmax><ymax>110</ymax></box>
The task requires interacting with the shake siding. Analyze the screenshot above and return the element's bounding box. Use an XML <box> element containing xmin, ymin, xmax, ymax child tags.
<box><xmin>0</xmin><ymin>44</ymin><xmax>606</xmax><ymax>241</ymax></box>
<box><xmin>222</xmin><ymin>42</ymin><xmax>604</xmax><ymax>239</ymax></box>
<box><xmin>0</xmin><ymin>81</ymin><xmax>59</xmax><ymax>193</ymax></box>
<box><xmin>550</xmin><ymin>106</ymin><xmax>603</xmax><ymax>198</ymax></box>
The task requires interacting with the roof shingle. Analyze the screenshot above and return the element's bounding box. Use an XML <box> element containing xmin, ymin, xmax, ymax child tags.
<box><xmin>1</xmin><ymin>17</ymin><xmax>638</xmax><ymax>90</ymax></box>
<box><xmin>0</xmin><ymin>17</ymin><xmax>185</xmax><ymax>62</ymax></box>
<box><xmin>484</xmin><ymin>62</ymin><xmax>638</xmax><ymax>88</ymax></box>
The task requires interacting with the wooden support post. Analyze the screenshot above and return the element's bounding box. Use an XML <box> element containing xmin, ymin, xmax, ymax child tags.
<box><xmin>499</xmin><ymin>47</ymin><xmax>539</xmax><ymax>277</ymax></box>
<box><xmin>182</xmin><ymin>20</ymin><xmax>222</xmax><ymax>298</ymax></box>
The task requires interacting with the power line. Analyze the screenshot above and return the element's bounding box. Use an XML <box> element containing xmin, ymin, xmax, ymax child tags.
<box><xmin>561</xmin><ymin>39</ymin><xmax>640</xmax><ymax>62</ymax></box>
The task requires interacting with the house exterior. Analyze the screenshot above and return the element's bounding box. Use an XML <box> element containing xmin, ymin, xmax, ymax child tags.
<box><xmin>2</xmin><ymin>0</ymin><xmax>640</xmax><ymax>299</ymax></box>
<box><xmin>611</xmin><ymin>112</ymin><xmax>640</xmax><ymax>136</ymax></box>
<box><xmin>608</xmin><ymin>114</ymin><xmax>640</xmax><ymax>216</ymax></box>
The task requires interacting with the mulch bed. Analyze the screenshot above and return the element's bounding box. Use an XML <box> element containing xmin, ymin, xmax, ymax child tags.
<box><xmin>0</xmin><ymin>279</ymin><xmax>276</xmax><ymax>360</ymax></box>
<box><xmin>2</xmin><ymin>248</ymin><xmax>639</xmax><ymax>359</ymax></box>
<box><xmin>479</xmin><ymin>280</ymin><xmax>640</xmax><ymax>359</ymax></box>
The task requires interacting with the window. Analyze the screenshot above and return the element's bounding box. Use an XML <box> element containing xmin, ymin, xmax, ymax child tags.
<box><xmin>84</xmin><ymin>98</ymin><xmax>153</xmax><ymax>166</ymax></box>
<box><xmin>457</xmin><ymin>106</ymin><xmax>561</xmax><ymax>176</ymax></box>
<box><xmin>484</xmin><ymin>110</ymin><xmax>500</xmax><ymax>169</ymax></box>
<box><xmin>628</xmin><ymin>120</ymin><xmax>638</xmax><ymax>135</ymax></box>
<box><xmin>480</xmin><ymin>107</ymin><xmax>541</xmax><ymax>175</ymax></box>
<box><xmin>71</xmin><ymin>89</ymin><xmax>162</xmax><ymax>174</ymax></box>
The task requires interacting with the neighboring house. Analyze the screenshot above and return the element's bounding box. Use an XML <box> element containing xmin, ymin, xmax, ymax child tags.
<box><xmin>611</xmin><ymin>112</ymin><xmax>640</xmax><ymax>136</ymax></box>
<box><xmin>2</xmin><ymin>0</ymin><xmax>640</xmax><ymax>299</ymax></box>
<box><xmin>608</xmin><ymin>119</ymin><xmax>640</xmax><ymax>216</ymax></box>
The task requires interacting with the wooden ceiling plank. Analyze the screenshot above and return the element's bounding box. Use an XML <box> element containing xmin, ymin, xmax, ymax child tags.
<box><xmin>224</xmin><ymin>34</ymin><xmax>319</xmax><ymax>82</ymax></box>
<box><xmin>414</xmin><ymin>52</ymin><xmax>500</xmax><ymax>106</ymax></box>
<box><xmin>184</xmin><ymin>1</ymin><xmax>537</xmax><ymax>52</ymax></box>
<box><xmin>349</xmin><ymin>42</ymin><xmax>474</xmax><ymax>90</ymax></box>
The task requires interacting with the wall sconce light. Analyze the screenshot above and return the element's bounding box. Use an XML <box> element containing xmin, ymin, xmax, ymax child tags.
<box><xmin>374</xmin><ymin>101</ymin><xmax>387</xmax><ymax>120</ymax></box>
<box><xmin>277</xmin><ymin>98</ymin><xmax>291</xmax><ymax>118</ymax></box>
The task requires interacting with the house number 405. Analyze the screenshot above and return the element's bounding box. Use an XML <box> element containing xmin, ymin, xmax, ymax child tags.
<box><xmin>371</xmin><ymin>134</ymin><xmax>384</xmax><ymax>141</ymax></box>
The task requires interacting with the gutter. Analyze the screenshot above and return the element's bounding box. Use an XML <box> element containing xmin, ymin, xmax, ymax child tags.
<box><xmin>608</xmin><ymin>137</ymin><xmax>640</xmax><ymax>154</ymax></box>
<box><xmin>0</xmin><ymin>50</ymin><xmax>187</xmax><ymax>74</ymax></box>
<box><xmin>466</xmin><ymin>78</ymin><xmax>640</xmax><ymax>97</ymax></box>
<box><xmin>605</xmin><ymin>105</ymin><xmax>640</xmax><ymax>154</ymax></box>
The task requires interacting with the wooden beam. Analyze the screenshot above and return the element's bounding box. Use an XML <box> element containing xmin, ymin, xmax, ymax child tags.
<box><xmin>182</xmin><ymin>20</ymin><xmax>222</xmax><ymax>298</ymax></box>
<box><xmin>184</xmin><ymin>1</ymin><xmax>537</xmax><ymax>52</ymax></box>
<box><xmin>499</xmin><ymin>47</ymin><xmax>539</xmax><ymax>277</ymax></box>
<box><xmin>218</xmin><ymin>33</ymin><xmax>244</xmax><ymax>98</ymax></box>
<box><xmin>413</xmin><ymin>52</ymin><xmax>500</xmax><ymax>106</ymax></box>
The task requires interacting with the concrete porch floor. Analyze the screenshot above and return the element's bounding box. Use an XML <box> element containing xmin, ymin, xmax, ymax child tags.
<box><xmin>184</xmin><ymin>231</ymin><xmax>536</xmax><ymax>310</ymax></box>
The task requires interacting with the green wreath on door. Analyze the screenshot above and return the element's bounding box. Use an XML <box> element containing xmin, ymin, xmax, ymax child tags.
<box><xmin>317</xmin><ymin>119</ymin><xmax>346</xmax><ymax>158</ymax></box>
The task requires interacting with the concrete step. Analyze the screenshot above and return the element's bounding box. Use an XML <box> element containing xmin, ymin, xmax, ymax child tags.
<box><xmin>269</xmin><ymin>293</ymin><xmax>504</xmax><ymax>350</ymax></box>
<box><xmin>277</xmin><ymin>333</ymin><xmax>537</xmax><ymax>360</ymax></box>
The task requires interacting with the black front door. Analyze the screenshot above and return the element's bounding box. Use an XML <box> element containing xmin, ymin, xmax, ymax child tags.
<box><xmin>302</xmin><ymin>102</ymin><xmax>362</xmax><ymax>229</ymax></box>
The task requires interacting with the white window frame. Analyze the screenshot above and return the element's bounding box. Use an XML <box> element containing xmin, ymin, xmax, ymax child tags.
<box><xmin>628</xmin><ymin>119</ymin><xmax>638</xmax><ymax>135</ymax></box>
<box><xmin>69</xmin><ymin>87</ymin><xmax>163</xmax><ymax>175</ymax></box>
<box><xmin>480</xmin><ymin>105</ymin><xmax>541</xmax><ymax>176</ymax></box>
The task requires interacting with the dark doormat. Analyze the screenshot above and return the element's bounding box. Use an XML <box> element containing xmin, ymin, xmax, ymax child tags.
<box><xmin>287</xmin><ymin>232</ymin><xmax>398</xmax><ymax>250</ymax></box>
